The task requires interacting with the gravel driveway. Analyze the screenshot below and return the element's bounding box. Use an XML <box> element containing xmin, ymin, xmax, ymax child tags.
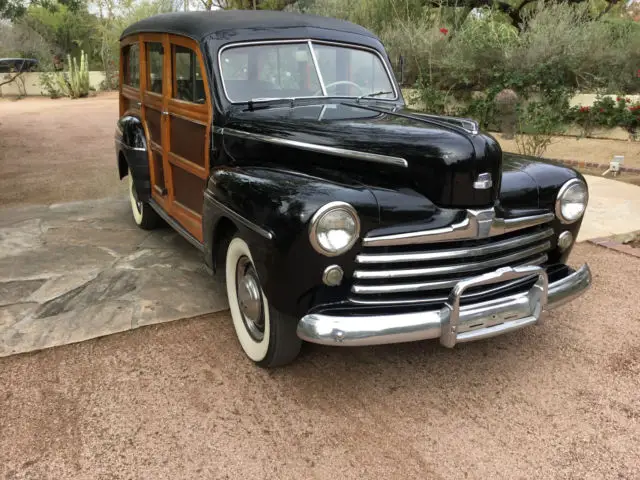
<box><xmin>1</xmin><ymin>244</ymin><xmax>639</xmax><ymax>479</ymax></box>
<box><xmin>1</xmin><ymin>95</ymin><xmax>639</xmax><ymax>479</ymax></box>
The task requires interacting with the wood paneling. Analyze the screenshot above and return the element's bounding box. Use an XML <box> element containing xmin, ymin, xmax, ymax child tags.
<box><xmin>146</xmin><ymin>108</ymin><xmax>163</xmax><ymax>144</ymax></box>
<box><xmin>170</xmin><ymin>116</ymin><xmax>206</xmax><ymax>167</ymax></box>
<box><xmin>152</xmin><ymin>150</ymin><xmax>165</xmax><ymax>190</ymax></box>
<box><xmin>171</xmin><ymin>166</ymin><xmax>205</xmax><ymax>215</ymax></box>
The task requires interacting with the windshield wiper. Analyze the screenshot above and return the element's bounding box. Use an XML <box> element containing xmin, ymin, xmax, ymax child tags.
<box><xmin>356</xmin><ymin>90</ymin><xmax>394</xmax><ymax>103</ymax></box>
<box><xmin>247</xmin><ymin>97</ymin><xmax>299</xmax><ymax>111</ymax></box>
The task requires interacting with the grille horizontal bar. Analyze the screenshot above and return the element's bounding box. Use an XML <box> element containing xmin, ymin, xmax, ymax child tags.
<box><xmin>351</xmin><ymin>254</ymin><xmax>548</xmax><ymax>294</ymax></box>
<box><xmin>353</xmin><ymin>242</ymin><xmax>551</xmax><ymax>280</ymax></box>
<box><xmin>356</xmin><ymin>228</ymin><xmax>553</xmax><ymax>265</ymax></box>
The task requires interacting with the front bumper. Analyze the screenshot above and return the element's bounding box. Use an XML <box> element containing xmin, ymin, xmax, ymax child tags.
<box><xmin>297</xmin><ymin>264</ymin><xmax>591</xmax><ymax>347</ymax></box>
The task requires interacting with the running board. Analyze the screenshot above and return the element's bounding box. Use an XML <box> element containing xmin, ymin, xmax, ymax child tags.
<box><xmin>148</xmin><ymin>198</ymin><xmax>204</xmax><ymax>252</ymax></box>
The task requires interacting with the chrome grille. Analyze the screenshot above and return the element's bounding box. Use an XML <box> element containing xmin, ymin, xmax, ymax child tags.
<box><xmin>350</xmin><ymin>225</ymin><xmax>554</xmax><ymax>306</ymax></box>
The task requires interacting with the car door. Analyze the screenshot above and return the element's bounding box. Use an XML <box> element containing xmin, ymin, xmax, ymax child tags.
<box><xmin>140</xmin><ymin>34</ymin><xmax>212</xmax><ymax>243</ymax></box>
<box><xmin>140</xmin><ymin>34</ymin><xmax>169</xmax><ymax>213</ymax></box>
<box><xmin>164</xmin><ymin>36</ymin><xmax>212</xmax><ymax>243</ymax></box>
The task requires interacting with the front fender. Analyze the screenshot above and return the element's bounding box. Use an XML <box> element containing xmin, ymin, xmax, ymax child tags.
<box><xmin>203</xmin><ymin>166</ymin><xmax>379</xmax><ymax>318</ymax></box>
<box><xmin>116</xmin><ymin>115</ymin><xmax>151</xmax><ymax>201</ymax></box>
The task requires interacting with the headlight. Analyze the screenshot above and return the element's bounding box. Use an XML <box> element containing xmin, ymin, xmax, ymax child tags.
<box><xmin>555</xmin><ymin>179</ymin><xmax>588</xmax><ymax>224</ymax></box>
<box><xmin>309</xmin><ymin>202</ymin><xmax>360</xmax><ymax>256</ymax></box>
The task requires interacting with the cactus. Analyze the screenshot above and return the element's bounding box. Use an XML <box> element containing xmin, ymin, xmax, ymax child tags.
<box><xmin>54</xmin><ymin>50</ymin><xmax>90</xmax><ymax>98</ymax></box>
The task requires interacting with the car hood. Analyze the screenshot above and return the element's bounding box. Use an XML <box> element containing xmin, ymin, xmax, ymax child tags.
<box><xmin>221</xmin><ymin>102</ymin><xmax>502</xmax><ymax>209</ymax></box>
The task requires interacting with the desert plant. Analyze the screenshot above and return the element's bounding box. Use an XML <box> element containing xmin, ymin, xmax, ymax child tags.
<box><xmin>39</xmin><ymin>71</ymin><xmax>62</xmax><ymax>98</ymax></box>
<box><xmin>53</xmin><ymin>51</ymin><xmax>89</xmax><ymax>98</ymax></box>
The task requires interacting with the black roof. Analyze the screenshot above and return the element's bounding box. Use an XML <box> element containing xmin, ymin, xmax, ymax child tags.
<box><xmin>120</xmin><ymin>10</ymin><xmax>377</xmax><ymax>42</ymax></box>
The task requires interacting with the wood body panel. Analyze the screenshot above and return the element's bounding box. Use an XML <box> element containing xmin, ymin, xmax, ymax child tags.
<box><xmin>120</xmin><ymin>32</ymin><xmax>212</xmax><ymax>243</ymax></box>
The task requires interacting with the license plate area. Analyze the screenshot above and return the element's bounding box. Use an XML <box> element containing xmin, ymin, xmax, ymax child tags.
<box><xmin>440</xmin><ymin>265</ymin><xmax>548</xmax><ymax>348</ymax></box>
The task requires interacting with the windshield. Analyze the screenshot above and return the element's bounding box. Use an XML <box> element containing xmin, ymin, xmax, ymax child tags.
<box><xmin>219</xmin><ymin>41</ymin><xmax>396</xmax><ymax>103</ymax></box>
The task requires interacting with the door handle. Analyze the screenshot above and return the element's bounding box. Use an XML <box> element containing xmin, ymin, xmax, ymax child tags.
<box><xmin>162</xmin><ymin>111</ymin><xmax>169</xmax><ymax>116</ymax></box>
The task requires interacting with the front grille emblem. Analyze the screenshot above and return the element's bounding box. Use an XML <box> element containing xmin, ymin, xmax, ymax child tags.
<box><xmin>474</xmin><ymin>172</ymin><xmax>493</xmax><ymax>190</ymax></box>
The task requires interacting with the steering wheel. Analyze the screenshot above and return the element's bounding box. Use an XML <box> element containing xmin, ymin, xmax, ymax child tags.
<box><xmin>314</xmin><ymin>80</ymin><xmax>365</xmax><ymax>96</ymax></box>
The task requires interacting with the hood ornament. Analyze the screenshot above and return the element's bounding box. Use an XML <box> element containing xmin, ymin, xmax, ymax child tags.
<box><xmin>474</xmin><ymin>173</ymin><xmax>493</xmax><ymax>190</ymax></box>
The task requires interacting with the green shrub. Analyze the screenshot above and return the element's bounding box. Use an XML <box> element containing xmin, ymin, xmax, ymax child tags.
<box><xmin>570</xmin><ymin>96</ymin><xmax>640</xmax><ymax>138</ymax></box>
<box><xmin>515</xmin><ymin>101</ymin><xmax>566</xmax><ymax>157</ymax></box>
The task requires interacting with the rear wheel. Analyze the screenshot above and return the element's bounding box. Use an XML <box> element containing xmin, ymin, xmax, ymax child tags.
<box><xmin>128</xmin><ymin>169</ymin><xmax>159</xmax><ymax>230</ymax></box>
<box><xmin>225</xmin><ymin>236</ymin><xmax>301</xmax><ymax>367</ymax></box>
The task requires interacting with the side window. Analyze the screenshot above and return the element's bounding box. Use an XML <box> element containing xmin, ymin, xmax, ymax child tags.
<box><xmin>173</xmin><ymin>45</ymin><xmax>205</xmax><ymax>104</ymax></box>
<box><xmin>123</xmin><ymin>43</ymin><xmax>140</xmax><ymax>88</ymax></box>
<box><xmin>146</xmin><ymin>42</ymin><xmax>163</xmax><ymax>94</ymax></box>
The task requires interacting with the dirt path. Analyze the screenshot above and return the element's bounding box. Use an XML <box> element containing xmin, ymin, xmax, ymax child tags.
<box><xmin>495</xmin><ymin>132</ymin><xmax>640</xmax><ymax>170</ymax></box>
<box><xmin>1</xmin><ymin>243</ymin><xmax>638</xmax><ymax>479</ymax></box>
<box><xmin>0</xmin><ymin>93</ymin><xmax>123</xmax><ymax>207</ymax></box>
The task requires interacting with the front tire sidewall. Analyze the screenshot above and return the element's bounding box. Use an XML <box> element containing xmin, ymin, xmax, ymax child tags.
<box><xmin>226</xmin><ymin>237</ymin><xmax>271</xmax><ymax>362</ymax></box>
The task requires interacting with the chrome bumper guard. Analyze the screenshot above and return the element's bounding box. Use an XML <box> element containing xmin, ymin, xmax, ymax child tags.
<box><xmin>297</xmin><ymin>264</ymin><xmax>591</xmax><ymax>347</ymax></box>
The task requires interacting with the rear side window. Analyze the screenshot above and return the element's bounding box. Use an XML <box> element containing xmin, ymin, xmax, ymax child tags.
<box><xmin>123</xmin><ymin>43</ymin><xmax>140</xmax><ymax>88</ymax></box>
<box><xmin>146</xmin><ymin>42</ymin><xmax>163</xmax><ymax>94</ymax></box>
<box><xmin>173</xmin><ymin>45</ymin><xmax>205</xmax><ymax>104</ymax></box>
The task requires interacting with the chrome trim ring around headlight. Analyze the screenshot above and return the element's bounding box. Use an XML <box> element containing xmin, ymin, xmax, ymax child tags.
<box><xmin>555</xmin><ymin>178</ymin><xmax>588</xmax><ymax>224</ymax></box>
<box><xmin>309</xmin><ymin>201</ymin><xmax>361</xmax><ymax>257</ymax></box>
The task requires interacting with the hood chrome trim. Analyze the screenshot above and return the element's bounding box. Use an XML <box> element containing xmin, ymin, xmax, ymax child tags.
<box><xmin>362</xmin><ymin>209</ymin><xmax>555</xmax><ymax>246</ymax></box>
<box><xmin>218</xmin><ymin>127</ymin><xmax>409</xmax><ymax>168</ymax></box>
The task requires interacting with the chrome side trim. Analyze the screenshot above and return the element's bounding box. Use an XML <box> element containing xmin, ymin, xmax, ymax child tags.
<box><xmin>297</xmin><ymin>264</ymin><xmax>591</xmax><ymax>347</ymax></box>
<box><xmin>356</xmin><ymin>228</ymin><xmax>553</xmax><ymax>264</ymax></box>
<box><xmin>204</xmin><ymin>191</ymin><xmax>274</xmax><ymax>240</ymax></box>
<box><xmin>362</xmin><ymin>209</ymin><xmax>555</xmax><ymax>246</ymax></box>
<box><xmin>221</xmin><ymin>128</ymin><xmax>408</xmax><ymax>168</ymax></box>
<box><xmin>490</xmin><ymin>212</ymin><xmax>556</xmax><ymax>236</ymax></box>
<box><xmin>353</xmin><ymin>242</ymin><xmax>550</xmax><ymax>280</ymax></box>
<box><xmin>114</xmin><ymin>136</ymin><xmax>146</xmax><ymax>152</ymax></box>
<box><xmin>351</xmin><ymin>254</ymin><xmax>548</xmax><ymax>295</ymax></box>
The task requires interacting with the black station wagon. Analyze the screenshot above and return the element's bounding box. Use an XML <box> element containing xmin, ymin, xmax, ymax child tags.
<box><xmin>115</xmin><ymin>11</ymin><xmax>591</xmax><ymax>366</ymax></box>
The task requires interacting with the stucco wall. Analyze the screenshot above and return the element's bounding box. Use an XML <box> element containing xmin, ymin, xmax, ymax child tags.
<box><xmin>0</xmin><ymin>71</ymin><xmax>106</xmax><ymax>97</ymax></box>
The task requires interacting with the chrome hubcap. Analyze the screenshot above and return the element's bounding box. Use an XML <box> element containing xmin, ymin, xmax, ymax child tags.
<box><xmin>236</xmin><ymin>256</ymin><xmax>264</xmax><ymax>341</ymax></box>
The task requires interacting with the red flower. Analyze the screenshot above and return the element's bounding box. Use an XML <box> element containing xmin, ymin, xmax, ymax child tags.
<box><xmin>579</xmin><ymin>106</ymin><xmax>590</xmax><ymax>113</ymax></box>
<box><xmin>439</xmin><ymin>28</ymin><xmax>449</xmax><ymax>35</ymax></box>
<box><xmin>617</xmin><ymin>97</ymin><xmax>622</xmax><ymax>101</ymax></box>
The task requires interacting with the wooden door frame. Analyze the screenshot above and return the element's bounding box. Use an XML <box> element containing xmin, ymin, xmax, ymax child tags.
<box><xmin>139</xmin><ymin>33</ymin><xmax>170</xmax><ymax>212</ymax></box>
<box><xmin>119</xmin><ymin>35</ymin><xmax>141</xmax><ymax>117</ymax></box>
<box><xmin>123</xmin><ymin>32</ymin><xmax>212</xmax><ymax>243</ymax></box>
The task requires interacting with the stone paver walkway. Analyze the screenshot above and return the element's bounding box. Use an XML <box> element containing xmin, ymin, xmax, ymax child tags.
<box><xmin>579</xmin><ymin>175</ymin><xmax>640</xmax><ymax>241</ymax></box>
<box><xmin>0</xmin><ymin>198</ymin><xmax>227</xmax><ymax>357</ymax></box>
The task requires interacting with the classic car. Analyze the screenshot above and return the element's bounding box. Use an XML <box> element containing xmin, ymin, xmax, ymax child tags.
<box><xmin>115</xmin><ymin>11</ymin><xmax>591</xmax><ymax>367</ymax></box>
<box><xmin>0</xmin><ymin>58</ymin><xmax>38</xmax><ymax>73</ymax></box>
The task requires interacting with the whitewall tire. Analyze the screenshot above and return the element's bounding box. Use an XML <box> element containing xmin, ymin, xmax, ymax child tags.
<box><xmin>128</xmin><ymin>169</ymin><xmax>159</xmax><ymax>230</ymax></box>
<box><xmin>225</xmin><ymin>236</ymin><xmax>301</xmax><ymax>367</ymax></box>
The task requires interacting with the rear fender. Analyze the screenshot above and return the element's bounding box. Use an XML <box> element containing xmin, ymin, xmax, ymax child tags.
<box><xmin>116</xmin><ymin>115</ymin><xmax>151</xmax><ymax>201</ymax></box>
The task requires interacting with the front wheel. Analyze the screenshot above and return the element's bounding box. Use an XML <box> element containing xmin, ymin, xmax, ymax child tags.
<box><xmin>225</xmin><ymin>236</ymin><xmax>301</xmax><ymax>367</ymax></box>
<box><xmin>128</xmin><ymin>169</ymin><xmax>159</xmax><ymax>230</ymax></box>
